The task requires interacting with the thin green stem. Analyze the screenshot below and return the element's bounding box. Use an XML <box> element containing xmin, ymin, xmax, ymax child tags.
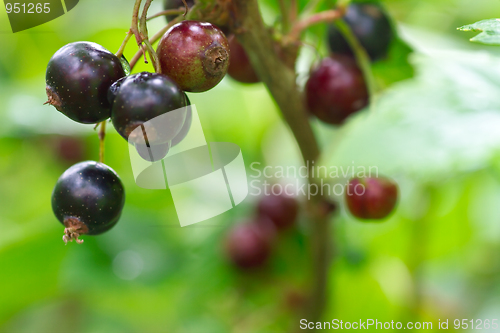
<box><xmin>98</xmin><ymin>121</ymin><xmax>106</xmax><ymax>163</ymax></box>
<box><xmin>139</xmin><ymin>0</ymin><xmax>161</xmax><ymax>73</ymax></box>
<box><xmin>147</xmin><ymin>9</ymin><xmax>184</xmax><ymax>21</ymax></box>
<box><xmin>130</xmin><ymin>17</ymin><xmax>182</xmax><ymax>71</ymax></box>
<box><xmin>278</xmin><ymin>0</ymin><xmax>290</xmax><ymax>32</ymax></box>
<box><xmin>335</xmin><ymin>19</ymin><xmax>377</xmax><ymax>99</ymax></box>
<box><xmin>287</xmin><ymin>9</ymin><xmax>344</xmax><ymax>42</ymax></box>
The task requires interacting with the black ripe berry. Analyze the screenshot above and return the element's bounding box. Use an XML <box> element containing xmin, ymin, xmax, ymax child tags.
<box><xmin>257</xmin><ymin>193</ymin><xmax>298</xmax><ymax>230</ymax></box>
<box><xmin>306</xmin><ymin>55</ymin><xmax>368</xmax><ymax>125</ymax></box>
<box><xmin>163</xmin><ymin>0</ymin><xmax>194</xmax><ymax>22</ymax></box>
<box><xmin>227</xmin><ymin>35</ymin><xmax>260</xmax><ymax>84</ymax></box>
<box><xmin>45</xmin><ymin>42</ymin><xmax>126</xmax><ymax>124</ymax></box>
<box><xmin>111</xmin><ymin>72</ymin><xmax>187</xmax><ymax>146</ymax></box>
<box><xmin>135</xmin><ymin>142</ymin><xmax>171</xmax><ymax>162</ymax></box>
<box><xmin>52</xmin><ymin>161</ymin><xmax>125</xmax><ymax>244</ymax></box>
<box><xmin>157</xmin><ymin>21</ymin><xmax>230</xmax><ymax>92</ymax></box>
<box><xmin>225</xmin><ymin>222</ymin><xmax>273</xmax><ymax>270</ymax></box>
<box><xmin>328</xmin><ymin>3</ymin><xmax>393</xmax><ymax>61</ymax></box>
<box><xmin>345</xmin><ymin>176</ymin><xmax>398</xmax><ymax>220</ymax></box>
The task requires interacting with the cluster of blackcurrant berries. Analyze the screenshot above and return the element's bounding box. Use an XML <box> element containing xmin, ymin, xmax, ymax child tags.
<box><xmin>46</xmin><ymin>15</ymin><xmax>230</xmax><ymax>243</ymax></box>
<box><xmin>306</xmin><ymin>2</ymin><xmax>393</xmax><ymax>125</ymax></box>
<box><xmin>225</xmin><ymin>192</ymin><xmax>299</xmax><ymax>269</ymax></box>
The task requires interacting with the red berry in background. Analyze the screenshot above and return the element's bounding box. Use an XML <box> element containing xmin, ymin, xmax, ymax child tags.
<box><xmin>156</xmin><ymin>21</ymin><xmax>230</xmax><ymax>92</ymax></box>
<box><xmin>225</xmin><ymin>222</ymin><xmax>273</xmax><ymax>269</ymax></box>
<box><xmin>227</xmin><ymin>35</ymin><xmax>260</xmax><ymax>84</ymax></box>
<box><xmin>257</xmin><ymin>193</ymin><xmax>298</xmax><ymax>230</ymax></box>
<box><xmin>305</xmin><ymin>55</ymin><xmax>369</xmax><ymax>125</ymax></box>
<box><xmin>345</xmin><ymin>176</ymin><xmax>398</xmax><ymax>220</ymax></box>
<box><xmin>50</xmin><ymin>136</ymin><xmax>86</xmax><ymax>165</ymax></box>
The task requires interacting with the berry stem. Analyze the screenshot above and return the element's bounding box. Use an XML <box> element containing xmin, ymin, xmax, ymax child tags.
<box><xmin>278</xmin><ymin>0</ymin><xmax>290</xmax><ymax>32</ymax></box>
<box><xmin>147</xmin><ymin>9</ymin><xmax>184</xmax><ymax>21</ymax></box>
<box><xmin>116</xmin><ymin>30</ymin><xmax>133</xmax><ymax>58</ymax></box>
<box><xmin>226</xmin><ymin>0</ymin><xmax>333</xmax><ymax>324</ymax></box>
<box><xmin>129</xmin><ymin>17</ymin><xmax>182</xmax><ymax>71</ymax></box>
<box><xmin>139</xmin><ymin>0</ymin><xmax>162</xmax><ymax>73</ymax></box>
<box><xmin>98</xmin><ymin>121</ymin><xmax>106</xmax><ymax>163</ymax></box>
<box><xmin>286</xmin><ymin>9</ymin><xmax>345</xmax><ymax>42</ymax></box>
<box><xmin>334</xmin><ymin>19</ymin><xmax>377</xmax><ymax>100</ymax></box>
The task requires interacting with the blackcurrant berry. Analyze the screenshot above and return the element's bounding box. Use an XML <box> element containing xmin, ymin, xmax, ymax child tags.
<box><xmin>345</xmin><ymin>176</ymin><xmax>398</xmax><ymax>220</ymax></box>
<box><xmin>157</xmin><ymin>21</ymin><xmax>230</xmax><ymax>92</ymax></box>
<box><xmin>257</xmin><ymin>192</ymin><xmax>298</xmax><ymax>230</ymax></box>
<box><xmin>52</xmin><ymin>161</ymin><xmax>125</xmax><ymax>244</ymax></box>
<box><xmin>327</xmin><ymin>3</ymin><xmax>393</xmax><ymax>61</ymax></box>
<box><xmin>163</xmin><ymin>0</ymin><xmax>194</xmax><ymax>22</ymax></box>
<box><xmin>225</xmin><ymin>221</ymin><xmax>273</xmax><ymax>270</ymax></box>
<box><xmin>111</xmin><ymin>72</ymin><xmax>187</xmax><ymax>145</ymax></box>
<box><xmin>227</xmin><ymin>35</ymin><xmax>260</xmax><ymax>84</ymax></box>
<box><xmin>45</xmin><ymin>42</ymin><xmax>126</xmax><ymax>124</ymax></box>
<box><xmin>305</xmin><ymin>55</ymin><xmax>368</xmax><ymax>125</ymax></box>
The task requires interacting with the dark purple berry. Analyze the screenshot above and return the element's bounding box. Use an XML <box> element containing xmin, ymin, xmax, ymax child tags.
<box><xmin>225</xmin><ymin>221</ymin><xmax>273</xmax><ymax>270</ymax></box>
<box><xmin>257</xmin><ymin>192</ymin><xmax>298</xmax><ymax>230</ymax></box>
<box><xmin>157</xmin><ymin>21</ymin><xmax>230</xmax><ymax>92</ymax></box>
<box><xmin>52</xmin><ymin>161</ymin><xmax>125</xmax><ymax>244</ymax></box>
<box><xmin>227</xmin><ymin>35</ymin><xmax>260</xmax><ymax>84</ymax></box>
<box><xmin>306</xmin><ymin>55</ymin><xmax>368</xmax><ymax>125</ymax></box>
<box><xmin>345</xmin><ymin>176</ymin><xmax>398</xmax><ymax>220</ymax></box>
<box><xmin>110</xmin><ymin>72</ymin><xmax>187</xmax><ymax>145</ymax></box>
<box><xmin>328</xmin><ymin>3</ymin><xmax>393</xmax><ymax>61</ymax></box>
<box><xmin>107</xmin><ymin>76</ymin><xmax>127</xmax><ymax>107</ymax></box>
<box><xmin>45</xmin><ymin>42</ymin><xmax>126</xmax><ymax>124</ymax></box>
<box><xmin>163</xmin><ymin>0</ymin><xmax>194</xmax><ymax>22</ymax></box>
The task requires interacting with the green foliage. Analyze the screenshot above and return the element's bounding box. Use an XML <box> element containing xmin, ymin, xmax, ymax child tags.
<box><xmin>458</xmin><ymin>19</ymin><xmax>500</xmax><ymax>45</ymax></box>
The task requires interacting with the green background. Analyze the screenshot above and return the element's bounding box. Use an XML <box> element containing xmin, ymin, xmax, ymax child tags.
<box><xmin>0</xmin><ymin>0</ymin><xmax>500</xmax><ymax>332</ymax></box>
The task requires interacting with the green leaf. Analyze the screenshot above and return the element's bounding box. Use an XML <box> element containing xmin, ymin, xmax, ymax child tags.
<box><xmin>320</xmin><ymin>50</ymin><xmax>500</xmax><ymax>180</ymax></box>
<box><xmin>458</xmin><ymin>19</ymin><xmax>500</xmax><ymax>45</ymax></box>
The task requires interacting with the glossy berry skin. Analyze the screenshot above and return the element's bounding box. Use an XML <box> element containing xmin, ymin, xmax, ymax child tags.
<box><xmin>345</xmin><ymin>176</ymin><xmax>398</xmax><ymax>220</ymax></box>
<box><xmin>45</xmin><ymin>42</ymin><xmax>126</xmax><ymax>124</ymax></box>
<box><xmin>52</xmin><ymin>161</ymin><xmax>125</xmax><ymax>243</ymax></box>
<box><xmin>111</xmin><ymin>72</ymin><xmax>187</xmax><ymax>145</ymax></box>
<box><xmin>257</xmin><ymin>193</ymin><xmax>298</xmax><ymax>230</ymax></box>
<box><xmin>227</xmin><ymin>35</ymin><xmax>260</xmax><ymax>84</ymax></box>
<box><xmin>157</xmin><ymin>21</ymin><xmax>230</xmax><ymax>92</ymax></box>
<box><xmin>306</xmin><ymin>55</ymin><xmax>368</xmax><ymax>125</ymax></box>
<box><xmin>225</xmin><ymin>222</ymin><xmax>273</xmax><ymax>270</ymax></box>
<box><xmin>163</xmin><ymin>0</ymin><xmax>194</xmax><ymax>22</ymax></box>
<box><xmin>328</xmin><ymin>3</ymin><xmax>393</xmax><ymax>61</ymax></box>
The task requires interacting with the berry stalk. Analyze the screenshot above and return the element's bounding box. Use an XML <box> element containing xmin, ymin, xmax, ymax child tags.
<box><xmin>139</xmin><ymin>0</ymin><xmax>162</xmax><ymax>73</ymax></box>
<box><xmin>226</xmin><ymin>0</ymin><xmax>332</xmax><ymax>324</ymax></box>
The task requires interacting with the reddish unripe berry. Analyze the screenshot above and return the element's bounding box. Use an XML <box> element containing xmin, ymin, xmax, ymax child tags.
<box><xmin>225</xmin><ymin>222</ymin><xmax>273</xmax><ymax>269</ymax></box>
<box><xmin>257</xmin><ymin>193</ymin><xmax>298</xmax><ymax>230</ymax></box>
<box><xmin>227</xmin><ymin>35</ymin><xmax>260</xmax><ymax>84</ymax></box>
<box><xmin>157</xmin><ymin>21</ymin><xmax>230</xmax><ymax>92</ymax></box>
<box><xmin>306</xmin><ymin>55</ymin><xmax>368</xmax><ymax>125</ymax></box>
<box><xmin>345</xmin><ymin>177</ymin><xmax>398</xmax><ymax>220</ymax></box>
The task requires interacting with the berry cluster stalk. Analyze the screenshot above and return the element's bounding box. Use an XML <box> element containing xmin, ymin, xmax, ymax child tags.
<box><xmin>226</xmin><ymin>0</ymin><xmax>333</xmax><ymax>324</ymax></box>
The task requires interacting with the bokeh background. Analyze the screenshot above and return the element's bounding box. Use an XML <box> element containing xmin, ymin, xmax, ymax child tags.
<box><xmin>1</xmin><ymin>0</ymin><xmax>500</xmax><ymax>332</ymax></box>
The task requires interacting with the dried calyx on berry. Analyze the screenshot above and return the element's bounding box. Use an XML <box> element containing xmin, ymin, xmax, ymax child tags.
<box><xmin>52</xmin><ymin>161</ymin><xmax>125</xmax><ymax>244</ymax></box>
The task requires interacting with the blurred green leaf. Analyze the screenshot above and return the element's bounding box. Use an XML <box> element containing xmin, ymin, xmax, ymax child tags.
<box><xmin>321</xmin><ymin>50</ymin><xmax>500</xmax><ymax>179</ymax></box>
<box><xmin>458</xmin><ymin>19</ymin><xmax>500</xmax><ymax>45</ymax></box>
